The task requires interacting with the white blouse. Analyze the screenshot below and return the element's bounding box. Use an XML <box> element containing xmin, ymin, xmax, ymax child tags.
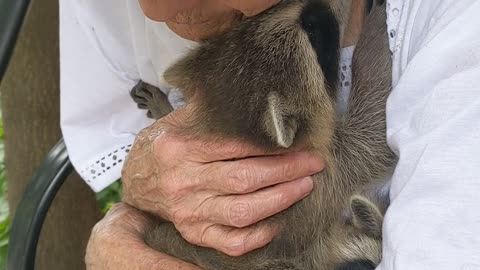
<box><xmin>382</xmin><ymin>0</ymin><xmax>480</xmax><ymax>269</ymax></box>
<box><xmin>60</xmin><ymin>0</ymin><xmax>480</xmax><ymax>268</ymax></box>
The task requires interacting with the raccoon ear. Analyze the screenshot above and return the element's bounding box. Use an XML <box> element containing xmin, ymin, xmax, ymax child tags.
<box><xmin>350</xmin><ymin>195</ymin><xmax>384</xmax><ymax>237</ymax></box>
<box><xmin>264</xmin><ymin>92</ymin><xmax>298</xmax><ymax>148</ymax></box>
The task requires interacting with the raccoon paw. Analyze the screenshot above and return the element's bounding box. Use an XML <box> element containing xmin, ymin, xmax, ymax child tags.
<box><xmin>130</xmin><ymin>80</ymin><xmax>174</xmax><ymax>119</ymax></box>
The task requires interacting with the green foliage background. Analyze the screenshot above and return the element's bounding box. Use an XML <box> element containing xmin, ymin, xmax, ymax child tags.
<box><xmin>96</xmin><ymin>181</ymin><xmax>122</xmax><ymax>214</ymax></box>
<box><xmin>0</xmin><ymin>120</ymin><xmax>9</xmax><ymax>269</ymax></box>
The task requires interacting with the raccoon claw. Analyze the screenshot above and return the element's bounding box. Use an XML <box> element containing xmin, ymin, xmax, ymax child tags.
<box><xmin>130</xmin><ymin>80</ymin><xmax>174</xmax><ymax>119</ymax></box>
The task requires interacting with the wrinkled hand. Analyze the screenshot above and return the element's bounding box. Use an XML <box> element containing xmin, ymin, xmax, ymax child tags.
<box><xmin>85</xmin><ymin>203</ymin><xmax>202</xmax><ymax>270</ymax></box>
<box><xmin>138</xmin><ymin>0</ymin><xmax>281</xmax><ymax>40</ymax></box>
<box><xmin>122</xmin><ymin>104</ymin><xmax>324</xmax><ymax>256</ymax></box>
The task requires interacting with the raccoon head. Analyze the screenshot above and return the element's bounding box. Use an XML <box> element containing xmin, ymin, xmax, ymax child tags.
<box><xmin>327</xmin><ymin>194</ymin><xmax>386</xmax><ymax>270</ymax></box>
<box><xmin>163</xmin><ymin>0</ymin><xmax>353</xmax><ymax>150</ymax></box>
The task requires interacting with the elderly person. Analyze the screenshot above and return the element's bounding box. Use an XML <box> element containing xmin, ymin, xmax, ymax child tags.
<box><xmin>60</xmin><ymin>0</ymin><xmax>480</xmax><ymax>269</ymax></box>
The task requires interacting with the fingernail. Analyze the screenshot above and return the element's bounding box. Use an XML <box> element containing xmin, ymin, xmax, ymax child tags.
<box><xmin>299</xmin><ymin>177</ymin><xmax>314</xmax><ymax>195</ymax></box>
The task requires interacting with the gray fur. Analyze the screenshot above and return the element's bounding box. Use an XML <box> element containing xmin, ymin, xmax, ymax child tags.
<box><xmin>140</xmin><ymin>0</ymin><xmax>394</xmax><ymax>269</ymax></box>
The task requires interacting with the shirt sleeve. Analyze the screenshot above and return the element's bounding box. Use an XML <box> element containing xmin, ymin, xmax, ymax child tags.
<box><xmin>60</xmin><ymin>0</ymin><xmax>154</xmax><ymax>192</ymax></box>
<box><xmin>379</xmin><ymin>0</ymin><xmax>480</xmax><ymax>269</ymax></box>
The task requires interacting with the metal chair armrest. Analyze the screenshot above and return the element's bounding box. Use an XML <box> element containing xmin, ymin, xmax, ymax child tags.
<box><xmin>7</xmin><ymin>139</ymin><xmax>73</xmax><ymax>270</ymax></box>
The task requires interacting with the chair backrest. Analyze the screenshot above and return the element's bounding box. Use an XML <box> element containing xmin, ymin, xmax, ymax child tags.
<box><xmin>0</xmin><ymin>0</ymin><xmax>31</xmax><ymax>80</ymax></box>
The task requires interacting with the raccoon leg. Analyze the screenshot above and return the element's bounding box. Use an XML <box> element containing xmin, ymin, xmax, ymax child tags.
<box><xmin>130</xmin><ymin>80</ymin><xmax>174</xmax><ymax>119</ymax></box>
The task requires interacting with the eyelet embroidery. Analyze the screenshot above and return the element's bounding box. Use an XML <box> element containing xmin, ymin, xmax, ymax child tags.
<box><xmin>337</xmin><ymin>46</ymin><xmax>355</xmax><ymax>117</ymax></box>
<box><xmin>387</xmin><ymin>0</ymin><xmax>406</xmax><ymax>54</ymax></box>
<box><xmin>80</xmin><ymin>144</ymin><xmax>132</xmax><ymax>183</ymax></box>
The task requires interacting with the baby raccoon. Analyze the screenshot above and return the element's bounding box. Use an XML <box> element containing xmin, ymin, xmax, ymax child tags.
<box><xmin>132</xmin><ymin>0</ymin><xmax>393</xmax><ymax>269</ymax></box>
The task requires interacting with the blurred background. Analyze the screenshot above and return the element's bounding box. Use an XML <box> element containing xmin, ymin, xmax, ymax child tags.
<box><xmin>0</xmin><ymin>0</ymin><xmax>122</xmax><ymax>269</ymax></box>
